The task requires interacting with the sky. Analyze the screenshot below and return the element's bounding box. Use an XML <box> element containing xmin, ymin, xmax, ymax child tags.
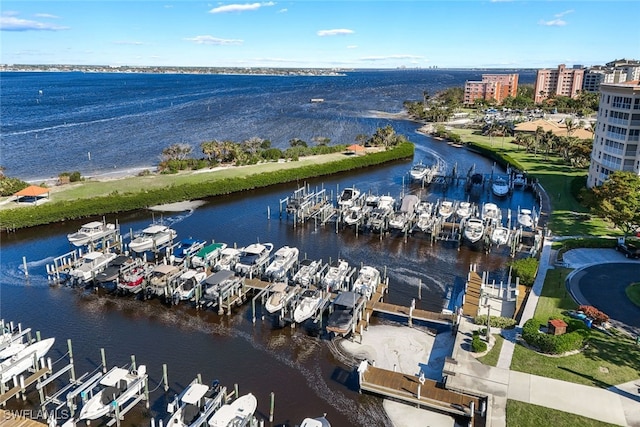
<box><xmin>1</xmin><ymin>1</ymin><xmax>639</xmax><ymax>69</ymax></box>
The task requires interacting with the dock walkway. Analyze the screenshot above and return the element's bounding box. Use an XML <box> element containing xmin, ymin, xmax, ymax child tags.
<box><xmin>0</xmin><ymin>410</ymin><xmax>47</xmax><ymax>426</ymax></box>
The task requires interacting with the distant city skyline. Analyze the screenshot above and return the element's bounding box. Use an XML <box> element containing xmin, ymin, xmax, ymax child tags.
<box><xmin>2</xmin><ymin>1</ymin><xmax>639</xmax><ymax>69</ymax></box>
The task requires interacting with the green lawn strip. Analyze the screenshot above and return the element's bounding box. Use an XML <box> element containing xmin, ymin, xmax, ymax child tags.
<box><xmin>510</xmin><ymin>268</ymin><xmax>640</xmax><ymax>387</ymax></box>
<box><xmin>477</xmin><ymin>334</ymin><xmax>504</xmax><ymax>367</ymax></box>
<box><xmin>625</xmin><ymin>282</ymin><xmax>640</xmax><ymax>307</ymax></box>
<box><xmin>506</xmin><ymin>400</ymin><xmax>620</xmax><ymax>427</ymax></box>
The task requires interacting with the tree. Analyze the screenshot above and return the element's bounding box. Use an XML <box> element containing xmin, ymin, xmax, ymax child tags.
<box><xmin>289</xmin><ymin>138</ymin><xmax>307</xmax><ymax>148</ymax></box>
<box><xmin>201</xmin><ymin>140</ymin><xmax>221</xmax><ymax>162</ymax></box>
<box><xmin>592</xmin><ymin>171</ymin><xmax>640</xmax><ymax>236</ymax></box>
<box><xmin>162</xmin><ymin>143</ymin><xmax>192</xmax><ymax>161</ymax></box>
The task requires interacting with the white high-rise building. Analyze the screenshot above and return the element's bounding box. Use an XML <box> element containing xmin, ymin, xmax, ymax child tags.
<box><xmin>588</xmin><ymin>81</ymin><xmax>640</xmax><ymax>188</ymax></box>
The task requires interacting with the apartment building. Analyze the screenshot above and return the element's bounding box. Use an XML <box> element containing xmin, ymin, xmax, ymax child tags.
<box><xmin>587</xmin><ymin>81</ymin><xmax>640</xmax><ymax>188</ymax></box>
<box><xmin>534</xmin><ymin>64</ymin><xmax>584</xmax><ymax>103</ymax></box>
<box><xmin>463</xmin><ymin>74</ymin><xmax>519</xmax><ymax>105</ymax></box>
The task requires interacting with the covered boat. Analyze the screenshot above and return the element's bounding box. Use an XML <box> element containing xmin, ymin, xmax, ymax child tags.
<box><xmin>67</xmin><ymin>221</ymin><xmax>116</xmax><ymax>247</ymax></box>
<box><xmin>129</xmin><ymin>224</ymin><xmax>177</xmax><ymax>253</ymax></box>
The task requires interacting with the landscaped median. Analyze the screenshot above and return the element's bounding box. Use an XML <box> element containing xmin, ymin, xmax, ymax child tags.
<box><xmin>0</xmin><ymin>142</ymin><xmax>414</xmax><ymax>230</ymax></box>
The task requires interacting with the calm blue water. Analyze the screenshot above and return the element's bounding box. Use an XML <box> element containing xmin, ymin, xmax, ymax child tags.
<box><xmin>0</xmin><ymin>70</ymin><xmax>538</xmax><ymax>426</ymax></box>
<box><xmin>1</xmin><ymin>69</ymin><xmax>535</xmax><ymax>181</ymax></box>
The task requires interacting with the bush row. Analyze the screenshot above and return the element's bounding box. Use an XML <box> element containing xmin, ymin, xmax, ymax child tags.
<box><xmin>521</xmin><ymin>318</ymin><xmax>588</xmax><ymax>354</ymax></box>
<box><xmin>0</xmin><ymin>143</ymin><xmax>414</xmax><ymax>230</ymax></box>
<box><xmin>473</xmin><ymin>315</ymin><xmax>517</xmax><ymax>329</ymax></box>
<box><xmin>466</xmin><ymin>142</ymin><xmax>526</xmax><ymax>172</ymax></box>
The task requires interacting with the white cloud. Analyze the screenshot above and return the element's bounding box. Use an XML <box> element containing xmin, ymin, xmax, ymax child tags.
<box><xmin>555</xmin><ymin>9</ymin><xmax>574</xmax><ymax>18</ymax></box>
<box><xmin>34</xmin><ymin>13</ymin><xmax>60</xmax><ymax>19</ymax></box>
<box><xmin>113</xmin><ymin>40</ymin><xmax>144</xmax><ymax>45</ymax></box>
<box><xmin>347</xmin><ymin>45</ymin><xmax>358</xmax><ymax>49</ymax></box>
<box><xmin>0</xmin><ymin>15</ymin><xmax>69</xmax><ymax>31</ymax></box>
<box><xmin>184</xmin><ymin>35</ymin><xmax>243</xmax><ymax>45</ymax></box>
<box><xmin>359</xmin><ymin>54</ymin><xmax>424</xmax><ymax>61</ymax></box>
<box><xmin>277</xmin><ymin>8</ymin><xmax>287</xmax><ymax>13</ymax></box>
<box><xmin>538</xmin><ymin>19</ymin><xmax>567</xmax><ymax>27</ymax></box>
<box><xmin>209</xmin><ymin>2</ymin><xmax>275</xmax><ymax>14</ymax></box>
<box><xmin>317</xmin><ymin>29</ymin><xmax>354</xmax><ymax>37</ymax></box>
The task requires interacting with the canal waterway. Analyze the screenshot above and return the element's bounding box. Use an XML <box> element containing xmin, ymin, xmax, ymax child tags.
<box><xmin>0</xmin><ymin>128</ymin><xmax>539</xmax><ymax>426</ymax></box>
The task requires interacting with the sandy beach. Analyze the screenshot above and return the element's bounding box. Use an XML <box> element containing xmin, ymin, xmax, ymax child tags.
<box><xmin>339</xmin><ymin>324</ymin><xmax>457</xmax><ymax>427</ymax></box>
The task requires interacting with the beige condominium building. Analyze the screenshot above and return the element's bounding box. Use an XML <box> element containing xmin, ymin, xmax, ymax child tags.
<box><xmin>587</xmin><ymin>80</ymin><xmax>640</xmax><ymax>187</ymax></box>
<box><xmin>534</xmin><ymin>64</ymin><xmax>584</xmax><ymax>103</ymax></box>
<box><xmin>463</xmin><ymin>74</ymin><xmax>518</xmax><ymax>105</ymax></box>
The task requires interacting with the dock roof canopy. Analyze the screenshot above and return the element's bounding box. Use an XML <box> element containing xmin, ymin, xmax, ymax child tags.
<box><xmin>14</xmin><ymin>185</ymin><xmax>49</xmax><ymax>197</ymax></box>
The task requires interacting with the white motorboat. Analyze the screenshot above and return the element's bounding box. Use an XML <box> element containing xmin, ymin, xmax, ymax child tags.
<box><xmin>0</xmin><ymin>338</ymin><xmax>55</xmax><ymax>384</ymax></box>
<box><xmin>147</xmin><ymin>264</ymin><xmax>181</xmax><ymax>297</ymax></box>
<box><xmin>491</xmin><ymin>177</ymin><xmax>510</xmax><ymax>197</ymax></box>
<box><xmin>351</xmin><ymin>266</ymin><xmax>381</xmax><ymax>299</ymax></box>
<box><xmin>456</xmin><ymin>201</ymin><xmax>473</xmax><ymax>219</ymax></box>
<box><xmin>70</xmin><ymin>251</ymin><xmax>117</xmax><ymax>282</ymax></box>
<box><xmin>264</xmin><ymin>282</ymin><xmax>300</xmax><ymax>313</ymax></box>
<box><xmin>321</xmin><ymin>259</ymin><xmax>350</xmax><ymax>291</ymax></box>
<box><xmin>172</xmin><ymin>238</ymin><xmax>207</xmax><ymax>265</ymax></box>
<box><xmin>364</xmin><ymin>194</ymin><xmax>380</xmax><ymax>207</ymax></box>
<box><xmin>78</xmin><ymin>365</ymin><xmax>147</xmax><ymax>421</ymax></box>
<box><xmin>326</xmin><ymin>291</ymin><xmax>363</xmax><ymax>336</ymax></box>
<box><xmin>234</xmin><ymin>243</ymin><xmax>274</xmax><ymax>276</ymax></box>
<box><xmin>166</xmin><ymin>380</ymin><xmax>226</xmax><ymax>427</ymax></box>
<box><xmin>410</xmin><ymin>162</ymin><xmax>429</xmax><ymax>181</ymax></box>
<box><xmin>293</xmin><ymin>288</ymin><xmax>325</xmax><ymax>323</ymax></box>
<box><xmin>264</xmin><ymin>246</ymin><xmax>299</xmax><ymax>281</ymax></box>
<box><xmin>214</xmin><ymin>247</ymin><xmax>242</xmax><ymax>271</ymax></box>
<box><xmin>463</xmin><ymin>218</ymin><xmax>485</xmax><ymax>244</ymax></box>
<box><xmin>517</xmin><ymin>208</ymin><xmax>535</xmax><ymax>229</ymax></box>
<box><xmin>0</xmin><ymin>335</ymin><xmax>27</xmax><ymax>361</ymax></box>
<box><xmin>203</xmin><ymin>270</ymin><xmax>242</xmax><ymax>302</ymax></box>
<box><xmin>207</xmin><ymin>392</ymin><xmax>257</xmax><ymax>427</ymax></box>
<box><xmin>491</xmin><ymin>226</ymin><xmax>511</xmax><ymax>246</ymax></box>
<box><xmin>292</xmin><ymin>259</ymin><xmax>322</xmax><ymax>286</ymax></box>
<box><xmin>191</xmin><ymin>242</ymin><xmax>228</xmax><ymax>269</ymax></box>
<box><xmin>377</xmin><ymin>195</ymin><xmax>395</xmax><ymax>213</ymax></box>
<box><xmin>343</xmin><ymin>205</ymin><xmax>369</xmax><ymax>226</ymax></box>
<box><xmin>67</xmin><ymin>221</ymin><xmax>116</xmax><ymax>247</ymax></box>
<box><xmin>337</xmin><ymin>187</ymin><xmax>361</xmax><ymax>208</ymax></box>
<box><xmin>174</xmin><ymin>269</ymin><xmax>207</xmax><ymax>301</ymax></box>
<box><xmin>129</xmin><ymin>224</ymin><xmax>177</xmax><ymax>253</ymax></box>
<box><xmin>438</xmin><ymin>201</ymin><xmax>454</xmax><ymax>220</ymax></box>
<box><xmin>388</xmin><ymin>194</ymin><xmax>419</xmax><ymax>230</ymax></box>
<box><xmin>482</xmin><ymin>202</ymin><xmax>502</xmax><ymax>225</ymax></box>
<box><xmin>301</xmin><ymin>415</ymin><xmax>331</xmax><ymax>427</ymax></box>
<box><xmin>416</xmin><ymin>210</ymin><xmax>436</xmax><ymax>233</ymax></box>
<box><xmin>512</xmin><ymin>173</ymin><xmax>526</xmax><ymax>187</ymax></box>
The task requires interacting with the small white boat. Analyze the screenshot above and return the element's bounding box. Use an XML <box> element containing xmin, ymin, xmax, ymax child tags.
<box><xmin>235</xmin><ymin>243</ymin><xmax>274</xmax><ymax>276</ymax></box>
<box><xmin>191</xmin><ymin>242</ymin><xmax>228</xmax><ymax>269</ymax></box>
<box><xmin>438</xmin><ymin>201</ymin><xmax>454</xmax><ymax>220</ymax></box>
<box><xmin>482</xmin><ymin>202</ymin><xmax>502</xmax><ymax>225</ymax></box>
<box><xmin>492</xmin><ymin>177</ymin><xmax>510</xmax><ymax>197</ymax></box>
<box><xmin>67</xmin><ymin>221</ymin><xmax>116</xmax><ymax>247</ymax></box>
<box><xmin>174</xmin><ymin>269</ymin><xmax>207</xmax><ymax>301</ymax></box>
<box><xmin>172</xmin><ymin>238</ymin><xmax>207</xmax><ymax>265</ymax></box>
<box><xmin>491</xmin><ymin>226</ymin><xmax>511</xmax><ymax>246</ymax></box>
<box><xmin>351</xmin><ymin>266</ymin><xmax>381</xmax><ymax>299</ymax></box>
<box><xmin>321</xmin><ymin>259</ymin><xmax>350</xmax><ymax>291</ymax></box>
<box><xmin>147</xmin><ymin>264</ymin><xmax>181</xmax><ymax>297</ymax></box>
<box><xmin>326</xmin><ymin>291</ymin><xmax>362</xmax><ymax>336</ymax></box>
<box><xmin>366</xmin><ymin>196</ymin><xmax>395</xmax><ymax>231</ymax></box>
<box><xmin>203</xmin><ymin>270</ymin><xmax>241</xmax><ymax>301</ymax></box>
<box><xmin>207</xmin><ymin>393</ymin><xmax>257</xmax><ymax>427</ymax></box>
<box><xmin>292</xmin><ymin>259</ymin><xmax>322</xmax><ymax>286</ymax></box>
<box><xmin>0</xmin><ymin>338</ymin><xmax>55</xmax><ymax>384</ymax></box>
<box><xmin>364</xmin><ymin>194</ymin><xmax>380</xmax><ymax>207</ymax></box>
<box><xmin>512</xmin><ymin>173</ymin><xmax>526</xmax><ymax>187</ymax></box>
<box><xmin>456</xmin><ymin>202</ymin><xmax>473</xmax><ymax>219</ymax></box>
<box><xmin>517</xmin><ymin>208</ymin><xmax>535</xmax><ymax>229</ymax></box>
<box><xmin>214</xmin><ymin>247</ymin><xmax>242</xmax><ymax>271</ymax></box>
<box><xmin>301</xmin><ymin>415</ymin><xmax>331</xmax><ymax>427</ymax></box>
<box><xmin>78</xmin><ymin>365</ymin><xmax>147</xmax><ymax>421</ymax></box>
<box><xmin>166</xmin><ymin>380</ymin><xmax>225</xmax><ymax>427</ymax></box>
<box><xmin>70</xmin><ymin>251</ymin><xmax>117</xmax><ymax>282</ymax></box>
<box><xmin>377</xmin><ymin>195</ymin><xmax>395</xmax><ymax>212</ymax></box>
<box><xmin>416</xmin><ymin>211</ymin><xmax>436</xmax><ymax>233</ymax></box>
<box><xmin>264</xmin><ymin>246</ymin><xmax>299</xmax><ymax>281</ymax></box>
<box><xmin>410</xmin><ymin>162</ymin><xmax>428</xmax><ymax>181</ymax></box>
<box><xmin>343</xmin><ymin>205</ymin><xmax>369</xmax><ymax>226</ymax></box>
<box><xmin>463</xmin><ymin>218</ymin><xmax>485</xmax><ymax>244</ymax></box>
<box><xmin>293</xmin><ymin>288</ymin><xmax>325</xmax><ymax>323</ymax></box>
<box><xmin>129</xmin><ymin>224</ymin><xmax>177</xmax><ymax>253</ymax></box>
<box><xmin>337</xmin><ymin>187</ymin><xmax>361</xmax><ymax>208</ymax></box>
<box><xmin>264</xmin><ymin>282</ymin><xmax>300</xmax><ymax>313</ymax></box>
<box><xmin>388</xmin><ymin>194</ymin><xmax>419</xmax><ymax>230</ymax></box>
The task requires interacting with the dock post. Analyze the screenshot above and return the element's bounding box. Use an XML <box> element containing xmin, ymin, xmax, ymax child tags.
<box><xmin>163</xmin><ymin>364</ymin><xmax>169</xmax><ymax>392</ymax></box>
<box><xmin>417</xmin><ymin>382</ymin><xmax>421</xmax><ymax>400</ymax></box>
<box><xmin>144</xmin><ymin>375</ymin><xmax>150</xmax><ymax>408</ymax></box>
<box><xmin>114</xmin><ymin>400</ymin><xmax>121</xmax><ymax>427</ymax></box>
<box><xmin>418</xmin><ymin>279</ymin><xmax>422</xmax><ymax>300</ymax></box>
<box><xmin>409</xmin><ymin>299</ymin><xmax>415</xmax><ymax>327</ymax></box>
<box><xmin>22</xmin><ymin>256</ymin><xmax>29</xmax><ymax>277</ymax></box>
<box><xmin>36</xmin><ymin>330</ymin><xmax>41</xmax><ymax>341</ymax></box>
<box><xmin>267</xmin><ymin>205</ymin><xmax>270</xmax><ymax>220</ymax></box>
<box><xmin>130</xmin><ymin>355</ymin><xmax>137</xmax><ymax>371</ymax></box>
<box><xmin>68</xmin><ymin>339</ymin><xmax>76</xmax><ymax>381</ymax></box>
<box><xmin>269</xmin><ymin>391</ymin><xmax>275</xmax><ymax>422</ymax></box>
<box><xmin>101</xmin><ymin>348</ymin><xmax>107</xmax><ymax>373</ymax></box>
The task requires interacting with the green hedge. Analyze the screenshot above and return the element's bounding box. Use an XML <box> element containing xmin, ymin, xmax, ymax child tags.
<box><xmin>0</xmin><ymin>143</ymin><xmax>414</xmax><ymax>229</ymax></box>
<box><xmin>466</xmin><ymin>141</ymin><xmax>526</xmax><ymax>172</ymax></box>
<box><xmin>521</xmin><ymin>318</ymin><xmax>588</xmax><ymax>354</ymax></box>
<box><xmin>474</xmin><ymin>315</ymin><xmax>517</xmax><ymax>329</ymax></box>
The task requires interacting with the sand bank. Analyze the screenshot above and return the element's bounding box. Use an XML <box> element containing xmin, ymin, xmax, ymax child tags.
<box><xmin>148</xmin><ymin>200</ymin><xmax>207</xmax><ymax>212</ymax></box>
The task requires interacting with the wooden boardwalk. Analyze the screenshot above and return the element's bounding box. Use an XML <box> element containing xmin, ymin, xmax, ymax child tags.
<box><xmin>0</xmin><ymin>367</ymin><xmax>51</xmax><ymax>406</ymax></box>
<box><xmin>462</xmin><ymin>271</ymin><xmax>482</xmax><ymax>317</ymax></box>
<box><xmin>0</xmin><ymin>410</ymin><xmax>46</xmax><ymax>426</ymax></box>
<box><xmin>359</xmin><ymin>364</ymin><xmax>485</xmax><ymax>425</ymax></box>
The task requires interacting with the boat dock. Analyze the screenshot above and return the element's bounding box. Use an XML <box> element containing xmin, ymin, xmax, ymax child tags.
<box><xmin>0</xmin><ymin>410</ymin><xmax>46</xmax><ymax>426</ymax></box>
<box><xmin>357</xmin><ymin>361</ymin><xmax>487</xmax><ymax>426</ymax></box>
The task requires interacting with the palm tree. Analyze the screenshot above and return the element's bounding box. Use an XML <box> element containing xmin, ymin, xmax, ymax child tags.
<box><xmin>564</xmin><ymin>117</ymin><xmax>577</xmax><ymax>137</ymax></box>
<box><xmin>534</xmin><ymin>126</ymin><xmax>544</xmax><ymax>157</ymax></box>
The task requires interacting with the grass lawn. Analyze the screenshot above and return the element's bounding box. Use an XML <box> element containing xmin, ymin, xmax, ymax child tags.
<box><xmin>625</xmin><ymin>282</ymin><xmax>640</xmax><ymax>307</ymax></box>
<box><xmin>454</xmin><ymin>129</ymin><xmax>619</xmax><ymax>237</ymax></box>
<box><xmin>510</xmin><ymin>267</ymin><xmax>640</xmax><ymax>387</ymax></box>
<box><xmin>477</xmin><ymin>334</ymin><xmax>504</xmax><ymax>367</ymax></box>
<box><xmin>506</xmin><ymin>400</ymin><xmax>620</xmax><ymax>427</ymax></box>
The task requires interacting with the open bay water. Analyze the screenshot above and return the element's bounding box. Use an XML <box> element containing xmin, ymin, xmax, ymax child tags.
<box><xmin>1</xmin><ymin>70</ymin><xmax>537</xmax><ymax>426</ymax></box>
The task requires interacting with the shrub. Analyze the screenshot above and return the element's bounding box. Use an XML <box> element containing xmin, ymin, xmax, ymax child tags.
<box><xmin>0</xmin><ymin>177</ymin><xmax>29</xmax><ymax>197</ymax></box>
<box><xmin>577</xmin><ymin>305</ymin><xmax>609</xmax><ymax>325</ymax></box>
<box><xmin>509</xmin><ymin>257</ymin><xmax>539</xmax><ymax>286</ymax></box>
<box><xmin>471</xmin><ymin>335</ymin><xmax>487</xmax><ymax>353</ymax></box>
<box><xmin>521</xmin><ymin>318</ymin><xmax>588</xmax><ymax>354</ymax></box>
<box><xmin>474</xmin><ymin>315</ymin><xmax>517</xmax><ymax>329</ymax></box>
